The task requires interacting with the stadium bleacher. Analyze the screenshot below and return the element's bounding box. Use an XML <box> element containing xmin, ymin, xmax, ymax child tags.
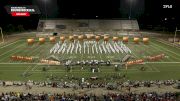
<box><xmin>37</xmin><ymin>19</ymin><xmax>139</xmax><ymax>32</ymax></box>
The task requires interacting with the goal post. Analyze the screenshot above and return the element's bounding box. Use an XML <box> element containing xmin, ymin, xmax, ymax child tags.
<box><xmin>0</xmin><ymin>27</ymin><xmax>5</xmax><ymax>43</ymax></box>
<box><xmin>174</xmin><ymin>27</ymin><xmax>180</xmax><ymax>44</ymax></box>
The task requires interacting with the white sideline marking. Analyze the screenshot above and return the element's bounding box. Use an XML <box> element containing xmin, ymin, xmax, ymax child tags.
<box><xmin>0</xmin><ymin>70</ymin><xmax>160</xmax><ymax>73</ymax></box>
<box><xmin>145</xmin><ymin>62</ymin><xmax>180</xmax><ymax>64</ymax></box>
<box><xmin>0</xmin><ymin>40</ymin><xmax>21</xmax><ymax>49</ymax></box>
<box><xmin>29</xmin><ymin>71</ymin><xmax>160</xmax><ymax>73</ymax></box>
<box><xmin>0</xmin><ymin>61</ymin><xmax>179</xmax><ymax>66</ymax></box>
<box><xmin>0</xmin><ymin>63</ymin><xmax>39</xmax><ymax>65</ymax></box>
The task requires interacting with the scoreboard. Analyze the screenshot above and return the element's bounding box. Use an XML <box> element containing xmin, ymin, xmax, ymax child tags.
<box><xmin>5</xmin><ymin>5</ymin><xmax>40</xmax><ymax>17</ymax></box>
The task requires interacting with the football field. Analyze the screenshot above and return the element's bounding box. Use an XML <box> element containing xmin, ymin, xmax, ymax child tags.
<box><xmin>0</xmin><ymin>37</ymin><xmax>180</xmax><ymax>81</ymax></box>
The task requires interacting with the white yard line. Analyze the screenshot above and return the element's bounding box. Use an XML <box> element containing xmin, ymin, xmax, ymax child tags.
<box><xmin>0</xmin><ymin>43</ymin><xmax>24</xmax><ymax>57</ymax></box>
<box><xmin>0</xmin><ymin>40</ymin><xmax>21</xmax><ymax>49</ymax></box>
<box><xmin>141</xmin><ymin>43</ymin><xmax>161</xmax><ymax>72</ymax></box>
<box><xmin>0</xmin><ymin>43</ymin><xmax>25</xmax><ymax>61</ymax></box>
<box><xmin>157</xmin><ymin>39</ymin><xmax>180</xmax><ymax>50</ymax></box>
<box><xmin>31</xmin><ymin>65</ymin><xmax>38</xmax><ymax>71</ymax></box>
<box><xmin>148</xmin><ymin>44</ymin><xmax>173</xmax><ymax>62</ymax></box>
<box><xmin>150</xmin><ymin>64</ymin><xmax>160</xmax><ymax>72</ymax></box>
<box><xmin>126</xmin><ymin>45</ymin><xmax>138</xmax><ymax>58</ymax></box>
<box><xmin>6</xmin><ymin>44</ymin><xmax>38</xmax><ymax>63</ymax></box>
<box><xmin>26</xmin><ymin>43</ymin><xmax>43</xmax><ymax>58</ymax></box>
<box><xmin>140</xmin><ymin>43</ymin><xmax>155</xmax><ymax>71</ymax></box>
<box><xmin>23</xmin><ymin>65</ymin><xmax>32</xmax><ymax>74</ymax></box>
<box><xmin>151</xmin><ymin>41</ymin><xmax>180</xmax><ymax>57</ymax></box>
<box><xmin>41</xmin><ymin>43</ymin><xmax>53</xmax><ymax>59</ymax></box>
<box><xmin>123</xmin><ymin>44</ymin><xmax>150</xmax><ymax>71</ymax></box>
<box><xmin>1</xmin><ymin>42</ymin><xmax>42</xmax><ymax>63</ymax></box>
<box><xmin>150</xmin><ymin>42</ymin><xmax>180</xmax><ymax>61</ymax></box>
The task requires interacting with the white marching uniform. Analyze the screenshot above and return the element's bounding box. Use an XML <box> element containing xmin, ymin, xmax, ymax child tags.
<box><xmin>99</xmin><ymin>45</ymin><xmax>102</xmax><ymax>54</ymax></box>
<box><xmin>49</xmin><ymin>40</ymin><xmax>131</xmax><ymax>55</ymax></box>
<box><xmin>101</xmin><ymin>44</ymin><xmax>107</xmax><ymax>54</ymax></box>
<box><xmin>67</xmin><ymin>43</ymin><xmax>72</xmax><ymax>54</ymax></box>
<box><xmin>70</xmin><ymin>43</ymin><xmax>75</xmax><ymax>54</ymax></box>
<box><xmin>108</xmin><ymin>43</ymin><xmax>115</xmax><ymax>53</ymax></box>
<box><xmin>95</xmin><ymin>43</ymin><xmax>98</xmax><ymax>54</ymax></box>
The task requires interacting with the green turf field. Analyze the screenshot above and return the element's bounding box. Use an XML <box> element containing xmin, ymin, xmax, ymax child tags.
<box><xmin>0</xmin><ymin>37</ymin><xmax>180</xmax><ymax>81</ymax></box>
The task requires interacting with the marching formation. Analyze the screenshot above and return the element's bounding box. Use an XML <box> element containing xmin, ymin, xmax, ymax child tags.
<box><xmin>49</xmin><ymin>40</ymin><xmax>131</xmax><ymax>54</ymax></box>
<box><xmin>40</xmin><ymin>59</ymin><xmax>60</xmax><ymax>65</ymax></box>
<box><xmin>11</xmin><ymin>56</ymin><xmax>33</xmax><ymax>62</ymax></box>
<box><xmin>146</xmin><ymin>54</ymin><xmax>165</xmax><ymax>61</ymax></box>
<box><xmin>126</xmin><ymin>59</ymin><xmax>144</xmax><ymax>66</ymax></box>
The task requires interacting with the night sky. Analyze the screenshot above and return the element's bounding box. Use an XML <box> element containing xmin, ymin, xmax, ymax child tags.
<box><xmin>34</xmin><ymin>0</ymin><xmax>147</xmax><ymax>19</ymax></box>
<box><xmin>0</xmin><ymin>0</ymin><xmax>179</xmax><ymax>30</ymax></box>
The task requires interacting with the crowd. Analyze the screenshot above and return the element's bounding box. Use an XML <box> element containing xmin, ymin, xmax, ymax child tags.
<box><xmin>0</xmin><ymin>92</ymin><xmax>179</xmax><ymax>101</ymax></box>
<box><xmin>0</xmin><ymin>80</ymin><xmax>180</xmax><ymax>100</ymax></box>
<box><xmin>0</xmin><ymin>79</ymin><xmax>179</xmax><ymax>89</ymax></box>
<box><xmin>120</xmin><ymin>80</ymin><xmax>179</xmax><ymax>87</ymax></box>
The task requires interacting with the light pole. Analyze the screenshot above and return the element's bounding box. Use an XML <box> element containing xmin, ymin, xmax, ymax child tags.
<box><xmin>129</xmin><ymin>0</ymin><xmax>132</xmax><ymax>20</ymax></box>
<box><xmin>43</xmin><ymin>0</ymin><xmax>48</xmax><ymax>20</ymax></box>
<box><xmin>0</xmin><ymin>27</ymin><xmax>4</xmax><ymax>43</ymax></box>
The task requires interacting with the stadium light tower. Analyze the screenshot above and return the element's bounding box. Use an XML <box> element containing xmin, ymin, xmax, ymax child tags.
<box><xmin>129</xmin><ymin>0</ymin><xmax>133</xmax><ymax>20</ymax></box>
<box><xmin>41</xmin><ymin>0</ymin><xmax>48</xmax><ymax>19</ymax></box>
<box><xmin>44</xmin><ymin>0</ymin><xmax>48</xmax><ymax>20</ymax></box>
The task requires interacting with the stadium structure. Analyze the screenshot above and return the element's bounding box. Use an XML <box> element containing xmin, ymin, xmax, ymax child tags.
<box><xmin>0</xmin><ymin>1</ymin><xmax>180</xmax><ymax>100</ymax></box>
<box><xmin>0</xmin><ymin>18</ymin><xmax>179</xmax><ymax>81</ymax></box>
